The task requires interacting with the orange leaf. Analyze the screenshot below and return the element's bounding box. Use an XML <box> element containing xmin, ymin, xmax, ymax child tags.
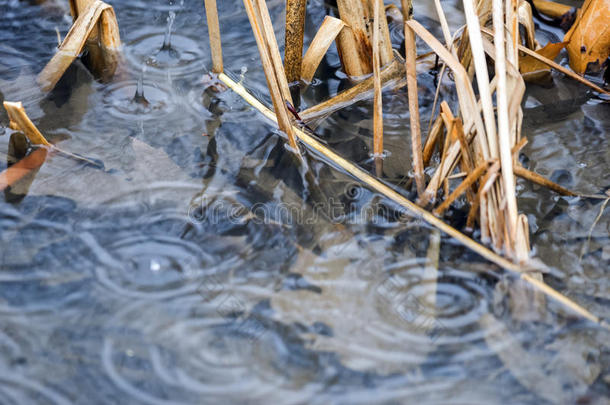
<box><xmin>564</xmin><ymin>0</ymin><xmax>610</xmax><ymax>74</ymax></box>
<box><xmin>519</xmin><ymin>42</ymin><xmax>566</xmax><ymax>82</ymax></box>
<box><xmin>533</xmin><ymin>0</ymin><xmax>573</xmax><ymax>19</ymax></box>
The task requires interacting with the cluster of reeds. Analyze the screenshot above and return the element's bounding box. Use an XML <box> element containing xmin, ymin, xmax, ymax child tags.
<box><xmin>1</xmin><ymin>0</ymin><xmax>607</xmax><ymax>326</ymax></box>
<box><xmin>205</xmin><ymin>0</ymin><xmax>610</xmax><ymax>264</ymax></box>
<box><xmin>201</xmin><ymin>0</ymin><xmax>609</xmax><ymax>325</ymax></box>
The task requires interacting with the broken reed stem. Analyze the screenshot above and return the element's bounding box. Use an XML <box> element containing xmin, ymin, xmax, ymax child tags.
<box><xmin>372</xmin><ymin>0</ymin><xmax>383</xmax><ymax>173</ymax></box>
<box><xmin>301</xmin><ymin>16</ymin><xmax>345</xmax><ymax>83</ymax></box>
<box><xmin>3</xmin><ymin>102</ymin><xmax>51</xmax><ymax>146</ymax></box>
<box><xmin>366</xmin><ymin>0</ymin><xmax>394</xmax><ymax>67</ymax></box>
<box><xmin>284</xmin><ymin>0</ymin><xmax>307</xmax><ymax>84</ymax></box>
<box><xmin>300</xmin><ymin>58</ymin><xmax>405</xmax><ymax>122</ymax></box>
<box><xmin>335</xmin><ymin>0</ymin><xmax>372</xmax><ymax>77</ymax></box>
<box><xmin>204</xmin><ymin>0</ymin><xmax>223</xmax><ymax>73</ymax></box>
<box><xmin>513</xmin><ymin>166</ymin><xmax>577</xmax><ymax>197</ymax></box>
<box><xmin>38</xmin><ymin>0</ymin><xmax>113</xmax><ymax>92</ymax></box>
<box><xmin>218</xmin><ymin>72</ymin><xmax>606</xmax><ymax>328</ymax></box>
<box><xmin>402</xmin><ymin>1</ymin><xmax>425</xmax><ymax>199</ymax></box>
<box><xmin>434</xmin><ymin>160</ymin><xmax>489</xmax><ymax>216</ymax></box>
<box><xmin>243</xmin><ymin>0</ymin><xmax>298</xmax><ymax>150</ymax></box>
<box><xmin>423</xmin><ymin>115</ymin><xmax>443</xmax><ymax>167</ymax></box>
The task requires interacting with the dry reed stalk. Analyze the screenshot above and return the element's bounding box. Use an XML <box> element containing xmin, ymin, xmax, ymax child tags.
<box><xmin>254</xmin><ymin>0</ymin><xmax>294</xmax><ymax>106</ymax></box>
<box><xmin>335</xmin><ymin>0</ymin><xmax>372</xmax><ymax>77</ymax></box>
<box><xmin>493</xmin><ymin>0</ymin><xmax>521</xmax><ymax>258</ymax></box>
<box><xmin>300</xmin><ymin>58</ymin><xmax>404</xmax><ymax>122</ymax></box>
<box><xmin>407</xmin><ymin>20</ymin><xmax>488</xmax><ymax>163</ymax></box>
<box><xmin>372</xmin><ymin>0</ymin><xmax>383</xmax><ymax>176</ymax></box>
<box><xmin>462</xmin><ymin>0</ymin><xmax>497</xmax><ymax>161</ymax></box>
<box><xmin>432</xmin><ymin>0</ymin><xmax>453</xmax><ymax>46</ymax></box>
<box><xmin>301</xmin><ymin>16</ymin><xmax>345</xmax><ymax>83</ymax></box>
<box><xmin>364</xmin><ymin>0</ymin><xmax>394</xmax><ymax>66</ymax></box>
<box><xmin>466</xmin><ymin>160</ymin><xmax>500</xmax><ymax>230</ymax></box>
<box><xmin>3</xmin><ymin>102</ymin><xmax>51</xmax><ymax>146</ymax></box>
<box><xmin>243</xmin><ymin>0</ymin><xmax>298</xmax><ymax>150</ymax></box>
<box><xmin>284</xmin><ymin>0</ymin><xmax>307</xmax><ymax>84</ymax></box>
<box><xmin>440</xmin><ymin>102</ymin><xmax>474</xmax><ymax>176</ymax></box>
<box><xmin>38</xmin><ymin>0</ymin><xmax>113</xmax><ymax>92</ymax></box>
<box><xmin>513</xmin><ymin>166</ymin><xmax>578</xmax><ymax>197</ymax></box>
<box><xmin>423</xmin><ymin>116</ymin><xmax>443</xmax><ymax>167</ymax></box>
<box><xmin>401</xmin><ymin>0</ymin><xmax>425</xmax><ymax>198</ymax></box>
<box><xmin>219</xmin><ymin>72</ymin><xmax>607</xmax><ymax>328</ymax></box>
<box><xmin>3</xmin><ymin>101</ymin><xmax>101</xmax><ymax>166</ymax></box>
<box><xmin>68</xmin><ymin>0</ymin><xmax>120</xmax><ymax>81</ymax></box>
<box><xmin>0</xmin><ymin>148</ymin><xmax>48</xmax><ymax>191</ymax></box>
<box><xmin>204</xmin><ymin>0</ymin><xmax>223</xmax><ymax>73</ymax></box>
<box><xmin>433</xmin><ymin>160</ymin><xmax>489</xmax><ymax>216</ymax></box>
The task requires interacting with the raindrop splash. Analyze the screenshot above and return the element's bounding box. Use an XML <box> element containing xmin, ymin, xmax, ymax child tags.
<box><xmin>132</xmin><ymin>65</ymin><xmax>150</xmax><ymax>107</ymax></box>
<box><xmin>161</xmin><ymin>11</ymin><xmax>176</xmax><ymax>50</ymax></box>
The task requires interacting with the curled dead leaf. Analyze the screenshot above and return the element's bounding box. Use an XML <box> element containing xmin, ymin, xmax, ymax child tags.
<box><xmin>564</xmin><ymin>0</ymin><xmax>610</xmax><ymax>74</ymax></box>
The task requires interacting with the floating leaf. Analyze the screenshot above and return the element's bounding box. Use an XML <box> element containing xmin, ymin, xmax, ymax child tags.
<box><xmin>520</xmin><ymin>41</ymin><xmax>566</xmax><ymax>82</ymax></box>
<box><xmin>564</xmin><ymin>0</ymin><xmax>610</xmax><ymax>74</ymax></box>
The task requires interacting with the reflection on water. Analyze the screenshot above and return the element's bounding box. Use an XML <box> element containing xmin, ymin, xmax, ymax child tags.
<box><xmin>0</xmin><ymin>0</ymin><xmax>608</xmax><ymax>404</ymax></box>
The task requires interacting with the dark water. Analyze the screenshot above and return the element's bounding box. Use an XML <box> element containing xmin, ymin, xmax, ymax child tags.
<box><xmin>0</xmin><ymin>0</ymin><xmax>608</xmax><ymax>403</ymax></box>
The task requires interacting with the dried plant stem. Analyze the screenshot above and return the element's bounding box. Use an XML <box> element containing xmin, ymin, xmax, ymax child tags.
<box><xmin>493</xmin><ymin>0</ymin><xmax>520</xmax><ymax>252</ymax></box>
<box><xmin>372</xmin><ymin>0</ymin><xmax>383</xmax><ymax>175</ymax></box>
<box><xmin>423</xmin><ymin>116</ymin><xmax>443</xmax><ymax>167</ymax></box>
<box><xmin>255</xmin><ymin>0</ymin><xmax>294</xmax><ymax>106</ymax></box>
<box><xmin>513</xmin><ymin>166</ymin><xmax>577</xmax><ymax>196</ymax></box>
<box><xmin>204</xmin><ymin>0</ymin><xmax>223</xmax><ymax>73</ymax></box>
<box><xmin>434</xmin><ymin>160</ymin><xmax>489</xmax><ymax>216</ymax></box>
<box><xmin>365</xmin><ymin>0</ymin><xmax>394</xmax><ymax>66</ymax></box>
<box><xmin>69</xmin><ymin>0</ymin><xmax>120</xmax><ymax>81</ymax></box>
<box><xmin>402</xmin><ymin>6</ymin><xmax>425</xmax><ymax>198</ymax></box>
<box><xmin>284</xmin><ymin>0</ymin><xmax>307</xmax><ymax>84</ymax></box>
<box><xmin>336</xmin><ymin>0</ymin><xmax>372</xmax><ymax>77</ymax></box>
<box><xmin>301</xmin><ymin>16</ymin><xmax>345</xmax><ymax>83</ymax></box>
<box><xmin>219</xmin><ymin>72</ymin><xmax>607</xmax><ymax>328</ymax></box>
<box><xmin>462</xmin><ymin>0</ymin><xmax>496</xmax><ymax>160</ymax></box>
<box><xmin>300</xmin><ymin>58</ymin><xmax>404</xmax><ymax>122</ymax></box>
<box><xmin>243</xmin><ymin>0</ymin><xmax>298</xmax><ymax>150</ymax></box>
<box><xmin>3</xmin><ymin>102</ymin><xmax>51</xmax><ymax>146</ymax></box>
<box><xmin>38</xmin><ymin>0</ymin><xmax>115</xmax><ymax>92</ymax></box>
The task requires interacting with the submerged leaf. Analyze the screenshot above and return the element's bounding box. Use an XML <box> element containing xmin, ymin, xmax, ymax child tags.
<box><xmin>564</xmin><ymin>0</ymin><xmax>610</xmax><ymax>74</ymax></box>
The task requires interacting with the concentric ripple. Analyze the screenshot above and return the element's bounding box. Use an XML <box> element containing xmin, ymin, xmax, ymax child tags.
<box><xmin>102</xmin><ymin>80</ymin><xmax>175</xmax><ymax>121</ymax></box>
<box><xmin>125</xmin><ymin>29</ymin><xmax>206</xmax><ymax>77</ymax></box>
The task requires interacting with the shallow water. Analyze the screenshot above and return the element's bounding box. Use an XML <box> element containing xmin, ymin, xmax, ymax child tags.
<box><xmin>0</xmin><ymin>0</ymin><xmax>609</xmax><ymax>404</ymax></box>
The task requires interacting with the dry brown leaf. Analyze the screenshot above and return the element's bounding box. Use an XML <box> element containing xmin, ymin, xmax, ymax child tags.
<box><xmin>533</xmin><ymin>0</ymin><xmax>573</xmax><ymax>19</ymax></box>
<box><xmin>519</xmin><ymin>41</ymin><xmax>566</xmax><ymax>82</ymax></box>
<box><xmin>564</xmin><ymin>0</ymin><xmax>610</xmax><ymax>74</ymax></box>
